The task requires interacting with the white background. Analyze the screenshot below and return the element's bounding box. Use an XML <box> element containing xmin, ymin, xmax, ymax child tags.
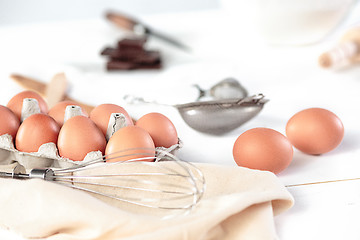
<box><xmin>1</xmin><ymin>1</ymin><xmax>360</xmax><ymax>239</ymax></box>
<box><xmin>0</xmin><ymin>0</ymin><xmax>219</xmax><ymax>25</ymax></box>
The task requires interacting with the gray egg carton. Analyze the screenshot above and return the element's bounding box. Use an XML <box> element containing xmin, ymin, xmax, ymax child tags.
<box><xmin>0</xmin><ymin>99</ymin><xmax>182</xmax><ymax>169</ymax></box>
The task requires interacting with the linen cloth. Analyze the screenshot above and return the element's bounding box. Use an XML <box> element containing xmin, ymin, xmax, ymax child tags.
<box><xmin>0</xmin><ymin>162</ymin><xmax>294</xmax><ymax>240</ymax></box>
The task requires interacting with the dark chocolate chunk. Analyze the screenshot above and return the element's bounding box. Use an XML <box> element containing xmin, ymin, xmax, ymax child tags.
<box><xmin>107</xmin><ymin>61</ymin><xmax>137</xmax><ymax>70</ymax></box>
<box><xmin>102</xmin><ymin>37</ymin><xmax>162</xmax><ymax>71</ymax></box>
<box><xmin>118</xmin><ymin>37</ymin><xmax>147</xmax><ymax>50</ymax></box>
<box><xmin>107</xmin><ymin>59</ymin><xmax>162</xmax><ymax>71</ymax></box>
<box><xmin>109</xmin><ymin>50</ymin><xmax>161</xmax><ymax>64</ymax></box>
<box><xmin>133</xmin><ymin>51</ymin><xmax>161</xmax><ymax>64</ymax></box>
<box><xmin>101</xmin><ymin>47</ymin><xmax>144</xmax><ymax>59</ymax></box>
<box><xmin>134</xmin><ymin>62</ymin><xmax>162</xmax><ymax>69</ymax></box>
<box><xmin>101</xmin><ymin>47</ymin><xmax>116</xmax><ymax>56</ymax></box>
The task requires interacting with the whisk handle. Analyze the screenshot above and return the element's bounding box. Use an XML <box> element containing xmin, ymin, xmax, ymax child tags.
<box><xmin>0</xmin><ymin>163</ymin><xmax>28</xmax><ymax>179</ymax></box>
<box><xmin>29</xmin><ymin>169</ymin><xmax>55</xmax><ymax>181</ymax></box>
<box><xmin>0</xmin><ymin>163</ymin><xmax>55</xmax><ymax>181</ymax></box>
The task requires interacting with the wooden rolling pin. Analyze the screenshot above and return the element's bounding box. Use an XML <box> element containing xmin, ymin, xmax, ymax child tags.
<box><xmin>319</xmin><ymin>27</ymin><xmax>360</xmax><ymax>68</ymax></box>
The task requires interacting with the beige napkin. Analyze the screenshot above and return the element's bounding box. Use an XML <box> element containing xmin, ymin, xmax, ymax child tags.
<box><xmin>0</xmin><ymin>162</ymin><xmax>293</xmax><ymax>240</ymax></box>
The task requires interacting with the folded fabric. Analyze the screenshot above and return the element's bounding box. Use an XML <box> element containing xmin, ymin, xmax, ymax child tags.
<box><xmin>0</xmin><ymin>162</ymin><xmax>293</xmax><ymax>240</ymax></box>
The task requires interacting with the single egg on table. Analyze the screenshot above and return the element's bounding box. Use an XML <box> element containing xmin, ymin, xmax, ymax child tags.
<box><xmin>286</xmin><ymin>108</ymin><xmax>344</xmax><ymax>155</ymax></box>
<box><xmin>233</xmin><ymin>127</ymin><xmax>293</xmax><ymax>174</ymax></box>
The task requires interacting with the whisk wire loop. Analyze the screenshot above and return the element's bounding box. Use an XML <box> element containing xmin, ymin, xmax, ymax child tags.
<box><xmin>51</xmin><ymin>148</ymin><xmax>205</xmax><ymax>214</ymax></box>
<box><xmin>0</xmin><ymin>148</ymin><xmax>205</xmax><ymax>216</ymax></box>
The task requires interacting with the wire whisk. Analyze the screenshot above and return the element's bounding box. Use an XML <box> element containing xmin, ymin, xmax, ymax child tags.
<box><xmin>0</xmin><ymin>148</ymin><xmax>206</xmax><ymax>216</ymax></box>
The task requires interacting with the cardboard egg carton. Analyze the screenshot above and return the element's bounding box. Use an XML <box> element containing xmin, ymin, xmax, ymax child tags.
<box><xmin>0</xmin><ymin>99</ymin><xmax>182</xmax><ymax>170</ymax></box>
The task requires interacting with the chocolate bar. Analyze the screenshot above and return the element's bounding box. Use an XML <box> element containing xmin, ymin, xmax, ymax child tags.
<box><xmin>132</xmin><ymin>51</ymin><xmax>161</xmax><ymax>64</ymax></box>
<box><xmin>101</xmin><ymin>37</ymin><xmax>162</xmax><ymax>71</ymax></box>
<box><xmin>108</xmin><ymin>50</ymin><xmax>161</xmax><ymax>64</ymax></box>
<box><xmin>107</xmin><ymin>60</ymin><xmax>162</xmax><ymax>70</ymax></box>
<box><xmin>136</xmin><ymin>61</ymin><xmax>162</xmax><ymax>69</ymax></box>
<box><xmin>101</xmin><ymin>47</ymin><xmax>143</xmax><ymax>58</ymax></box>
<box><xmin>117</xmin><ymin>37</ymin><xmax>147</xmax><ymax>50</ymax></box>
<box><xmin>107</xmin><ymin>61</ymin><xmax>137</xmax><ymax>70</ymax></box>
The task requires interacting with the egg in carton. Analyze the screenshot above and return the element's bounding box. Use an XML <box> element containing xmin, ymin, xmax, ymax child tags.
<box><xmin>0</xmin><ymin>98</ymin><xmax>182</xmax><ymax>170</ymax></box>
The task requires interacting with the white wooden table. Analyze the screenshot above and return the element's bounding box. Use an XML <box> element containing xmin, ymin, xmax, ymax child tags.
<box><xmin>0</xmin><ymin>7</ymin><xmax>360</xmax><ymax>239</ymax></box>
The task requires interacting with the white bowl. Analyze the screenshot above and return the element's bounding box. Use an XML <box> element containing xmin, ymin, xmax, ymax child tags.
<box><xmin>221</xmin><ymin>0</ymin><xmax>359</xmax><ymax>45</ymax></box>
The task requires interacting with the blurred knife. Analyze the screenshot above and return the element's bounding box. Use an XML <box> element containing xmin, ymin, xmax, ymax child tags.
<box><xmin>10</xmin><ymin>74</ymin><xmax>95</xmax><ymax>113</ymax></box>
<box><xmin>106</xmin><ymin>11</ymin><xmax>191</xmax><ymax>52</ymax></box>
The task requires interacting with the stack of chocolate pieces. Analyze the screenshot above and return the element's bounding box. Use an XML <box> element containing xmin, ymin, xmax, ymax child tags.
<box><xmin>101</xmin><ymin>37</ymin><xmax>162</xmax><ymax>70</ymax></box>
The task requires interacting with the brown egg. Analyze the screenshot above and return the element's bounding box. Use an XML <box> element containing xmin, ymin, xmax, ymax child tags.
<box><xmin>58</xmin><ymin>115</ymin><xmax>106</xmax><ymax>161</ymax></box>
<box><xmin>0</xmin><ymin>105</ymin><xmax>20</xmax><ymax>139</ymax></box>
<box><xmin>105</xmin><ymin>126</ymin><xmax>155</xmax><ymax>162</ymax></box>
<box><xmin>233</xmin><ymin>128</ymin><xmax>293</xmax><ymax>174</ymax></box>
<box><xmin>48</xmin><ymin>100</ymin><xmax>89</xmax><ymax>127</ymax></box>
<box><xmin>90</xmin><ymin>104</ymin><xmax>134</xmax><ymax>137</ymax></box>
<box><xmin>7</xmin><ymin>91</ymin><xmax>48</xmax><ymax>120</ymax></box>
<box><xmin>286</xmin><ymin>108</ymin><xmax>344</xmax><ymax>155</ymax></box>
<box><xmin>15</xmin><ymin>113</ymin><xmax>60</xmax><ymax>153</ymax></box>
<box><xmin>136</xmin><ymin>112</ymin><xmax>178</xmax><ymax>148</ymax></box>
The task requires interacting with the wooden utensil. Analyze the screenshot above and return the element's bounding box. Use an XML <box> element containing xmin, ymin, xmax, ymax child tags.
<box><xmin>45</xmin><ymin>73</ymin><xmax>68</xmax><ymax>109</ymax></box>
<box><xmin>10</xmin><ymin>74</ymin><xmax>95</xmax><ymax>113</ymax></box>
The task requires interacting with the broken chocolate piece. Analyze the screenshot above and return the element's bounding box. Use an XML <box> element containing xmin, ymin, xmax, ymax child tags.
<box><xmin>101</xmin><ymin>37</ymin><xmax>162</xmax><ymax>71</ymax></box>
<box><xmin>134</xmin><ymin>62</ymin><xmax>162</xmax><ymax>69</ymax></box>
<box><xmin>107</xmin><ymin>59</ymin><xmax>162</xmax><ymax>71</ymax></box>
<box><xmin>111</xmin><ymin>51</ymin><xmax>161</xmax><ymax>64</ymax></box>
<box><xmin>107</xmin><ymin>61</ymin><xmax>137</xmax><ymax>70</ymax></box>
<box><xmin>132</xmin><ymin>51</ymin><xmax>161</xmax><ymax>64</ymax></box>
<box><xmin>102</xmin><ymin>47</ymin><xmax>161</xmax><ymax>64</ymax></box>
<box><xmin>118</xmin><ymin>37</ymin><xmax>147</xmax><ymax>50</ymax></box>
<box><xmin>101</xmin><ymin>47</ymin><xmax>145</xmax><ymax>59</ymax></box>
<box><xmin>101</xmin><ymin>47</ymin><xmax>117</xmax><ymax>56</ymax></box>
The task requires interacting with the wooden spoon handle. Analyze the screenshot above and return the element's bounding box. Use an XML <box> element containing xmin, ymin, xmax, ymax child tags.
<box><xmin>10</xmin><ymin>74</ymin><xmax>47</xmax><ymax>96</ymax></box>
<box><xmin>46</xmin><ymin>72</ymin><xmax>68</xmax><ymax>109</ymax></box>
<box><xmin>10</xmin><ymin>73</ymin><xmax>95</xmax><ymax>114</ymax></box>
